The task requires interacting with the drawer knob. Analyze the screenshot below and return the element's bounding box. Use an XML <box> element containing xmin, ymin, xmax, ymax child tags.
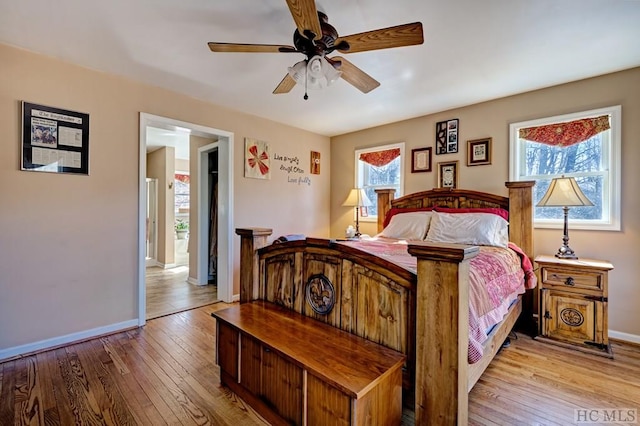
<box><xmin>564</xmin><ymin>277</ymin><xmax>575</xmax><ymax>286</ymax></box>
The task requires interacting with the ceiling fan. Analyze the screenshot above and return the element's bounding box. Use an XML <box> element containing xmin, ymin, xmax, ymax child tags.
<box><xmin>208</xmin><ymin>0</ymin><xmax>424</xmax><ymax>99</ymax></box>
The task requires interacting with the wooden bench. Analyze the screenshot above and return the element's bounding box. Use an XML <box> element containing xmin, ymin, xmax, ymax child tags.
<box><xmin>212</xmin><ymin>301</ymin><xmax>406</xmax><ymax>426</ymax></box>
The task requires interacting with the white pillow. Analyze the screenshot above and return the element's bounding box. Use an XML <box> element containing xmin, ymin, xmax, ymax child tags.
<box><xmin>425</xmin><ymin>212</ymin><xmax>509</xmax><ymax>247</ymax></box>
<box><xmin>378</xmin><ymin>212</ymin><xmax>432</xmax><ymax>241</ymax></box>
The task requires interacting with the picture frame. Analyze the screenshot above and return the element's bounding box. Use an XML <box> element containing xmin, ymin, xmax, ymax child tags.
<box><xmin>437</xmin><ymin>160</ymin><xmax>459</xmax><ymax>189</ymax></box>
<box><xmin>411</xmin><ymin>147</ymin><xmax>432</xmax><ymax>173</ymax></box>
<box><xmin>467</xmin><ymin>137</ymin><xmax>492</xmax><ymax>166</ymax></box>
<box><xmin>21</xmin><ymin>101</ymin><xmax>90</xmax><ymax>175</ymax></box>
<box><xmin>435</xmin><ymin>118</ymin><xmax>459</xmax><ymax>155</ymax></box>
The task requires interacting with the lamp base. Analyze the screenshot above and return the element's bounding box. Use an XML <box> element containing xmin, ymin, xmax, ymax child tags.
<box><xmin>555</xmin><ymin>245</ymin><xmax>578</xmax><ymax>259</ymax></box>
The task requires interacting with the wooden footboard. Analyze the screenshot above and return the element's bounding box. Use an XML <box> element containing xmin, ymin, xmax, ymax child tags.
<box><xmin>235</xmin><ymin>233</ymin><xmax>417</xmax><ymax>388</ymax></box>
<box><xmin>234</xmin><ymin>181</ymin><xmax>534</xmax><ymax>425</ymax></box>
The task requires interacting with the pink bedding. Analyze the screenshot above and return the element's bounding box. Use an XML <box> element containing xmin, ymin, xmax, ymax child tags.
<box><xmin>336</xmin><ymin>238</ymin><xmax>536</xmax><ymax>363</ymax></box>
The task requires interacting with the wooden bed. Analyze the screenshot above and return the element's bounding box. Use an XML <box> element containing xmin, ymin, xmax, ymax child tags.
<box><xmin>235</xmin><ymin>181</ymin><xmax>535</xmax><ymax>425</ymax></box>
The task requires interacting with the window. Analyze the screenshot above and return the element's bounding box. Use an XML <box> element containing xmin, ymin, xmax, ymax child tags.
<box><xmin>174</xmin><ymin>173</ymin><xmax>190</xmax><ymax>214</ymax></box>
<box><xmin>355</xmin><ymin>143</ymin><xmax>405</xmax><ymax>220</ymax></box>
<box><xmin>509</xmin><ymin>106</ymin><xmax>621</xmax><ymax>230</ymax></box>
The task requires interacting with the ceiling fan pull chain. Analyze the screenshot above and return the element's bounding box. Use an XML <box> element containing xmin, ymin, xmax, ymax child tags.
<box><xmin>304</xmin><ymin>63</ymin><xmax>309</xmax><ymax>100</ymax></box>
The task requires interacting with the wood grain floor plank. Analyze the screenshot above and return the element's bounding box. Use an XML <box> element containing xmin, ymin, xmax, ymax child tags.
<box><xmin>135</xmin><ymin>318</ymin><xmax>266</xmax><ymax>425</ymax></box>
<box><xmin>132</xmin><ymin>333</ymin><xmax>230</xmax><ymax>424</ymax></box>
<box><xmin>14</xmin><ymin>356</ymin><xmax>45</xmax><ymax>426</ymax></box>
<box><xmin>41</xmin><ymin>349</ymin><xmax>75</xmax><ymax>426</ymax></box>
<box><xmin>0</xmin><ymin>360</ymin><xmax>16</xmax><ymax>425</ymax></box>
<box><xmin>103</xmin><ymin>332</ymin><xmax>186</xmax><ymax>425</ymax></box>
<box><xmin>55</xmin><ymin>346</ymin><xmax>105</xmax><ymax>425</ymax></box>
<box><xmin>92</xmin><ymin>335</ymin><xmax>165</xmax><ymax>425</ymax></box>
<box><xmin>115</xmin><ymin>328</ymin><xmax>218</xmax><ymax>425</ymax></box>
<box><xmin>76</xmin><ymin>338</ymin><xmax>138</xmax><ymax>426</ymax></box>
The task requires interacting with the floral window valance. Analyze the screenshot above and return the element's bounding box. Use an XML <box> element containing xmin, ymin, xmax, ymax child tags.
<box><xmin>519</xmin><ymin>115</ymin><xmax>610</xmax><ymax>147</ymax></box>
<box><xmin>175</xmin><ymin>173</ymin><xmax>190</xmax><ymax>183</ymax></box>
<box><xmin>359</xmin><ymin>148</ymin><xmax>401</xmax><ymax>167</ymax></box>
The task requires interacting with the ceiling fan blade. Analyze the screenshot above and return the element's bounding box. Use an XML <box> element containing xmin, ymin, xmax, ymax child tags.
<box><xmin>335</xmin><ymin>22</ymin><xmax>424</xmax><ymax>54</ymax></box>
<box><xmin>208</xmin><ymin>42</ymin><xmax>297</xmax><ymax>53</ymax></box>
<box><xmin>285</xmin><ymin>0</ymin><xmax>322</xmax><ymax>40</ymax></box>
<box><xmin>273</xmin><ymin>74</ymin><xmax>297</xmax><ymax>94</ymax></box>
<box><xmin>330</xmin><ymin>57</ymin><xmax>380</xmax><ymax>94</ymax></box>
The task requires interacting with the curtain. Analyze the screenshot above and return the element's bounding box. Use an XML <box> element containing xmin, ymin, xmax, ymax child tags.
<box><xmin>519</xmin><ymin>115</ymin><xmax>610</xmax><ymax>147</ymax></box>
<box><xmin>359</xmin><ymin>148</ymin><xmax>401</xmax><ymax>167</ymax></box>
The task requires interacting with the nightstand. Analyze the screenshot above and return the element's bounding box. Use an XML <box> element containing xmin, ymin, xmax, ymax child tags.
<box><xmin>535</xmin><ymin>255</ymin><xmax>614</xmax><ymax>358</ymax></box>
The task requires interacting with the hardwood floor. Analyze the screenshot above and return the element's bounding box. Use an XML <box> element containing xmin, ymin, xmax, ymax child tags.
<box><xmin>1</xmin><ymin>303</ymin><xmax>639</xmax><ymax>425</ymax></box>
<box><xmin>146</xmin><ymin>266</ymin><xmax>218</xmax><ymax>320</ymax></box>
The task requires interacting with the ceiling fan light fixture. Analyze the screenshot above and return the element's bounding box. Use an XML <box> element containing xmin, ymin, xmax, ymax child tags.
<box><xmin>287</xmin><ymin>60</ymin><xmax>307</xmax><ymax>83</ymax></box>
<box><xmin>320</xmin><ymin>56</ymin><xmax>342</xmax><ymax>85</ymax></box>
<box><xmin>292</xmin><ymin>55</ymin><xmax>341</xmax><ymax>91</ymax></box>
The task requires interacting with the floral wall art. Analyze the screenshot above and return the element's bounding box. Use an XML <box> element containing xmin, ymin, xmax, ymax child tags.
<box><xmin>244</xmin><ymin>137</ymin><xmax>271</xmax><ymax>180</ymax></box>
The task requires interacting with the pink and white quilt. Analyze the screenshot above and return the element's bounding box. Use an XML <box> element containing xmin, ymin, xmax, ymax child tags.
<box><xmin>336</xmin><ymin>238</ymin><xmax>536</xmax><ymax>363</ymax></box>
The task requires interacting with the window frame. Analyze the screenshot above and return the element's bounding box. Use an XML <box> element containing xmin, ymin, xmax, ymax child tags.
<box><xmin>509</xmin><ymin>105</ymin><xmax>621</xmax><ymax>231</ymax></box>
<box><xmin>354</xmin><ymin>142</ymin><xmax>405</xmax><ymax>222</ymax></box>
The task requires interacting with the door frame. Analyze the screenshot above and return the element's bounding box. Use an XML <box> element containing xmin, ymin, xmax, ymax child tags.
<box><xmin>138</xmin><ymin>113</ymin><xmax>234</xmax><ymax>326</ymax></box>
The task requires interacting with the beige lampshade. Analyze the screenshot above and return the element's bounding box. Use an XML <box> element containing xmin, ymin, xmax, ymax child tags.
<box><xmin>537</xmin><ymin>176</ymin><xmax>594</xmax><ymax>207</ymax></box>
<box><xmin>342</xmin><ymin>188</ymin><xmax>372</xmax><ymax>207</ymax></box>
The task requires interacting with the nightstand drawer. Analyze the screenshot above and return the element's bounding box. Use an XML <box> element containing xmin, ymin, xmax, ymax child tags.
<box><xmin>541</xmin><ymin>266</ymin><xmax>604</xmax><ymax>292</ymax></box>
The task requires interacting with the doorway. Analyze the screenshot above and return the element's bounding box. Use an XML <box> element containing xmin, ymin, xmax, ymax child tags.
<box><xmin>138</xmin><ymin>113</ymin><xmax>234</xmax><ymax>326</ymax></box>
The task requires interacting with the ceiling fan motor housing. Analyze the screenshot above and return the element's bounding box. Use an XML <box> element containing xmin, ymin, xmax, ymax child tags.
<box><xmin>293</xmin><ymin>12</ymin><xmax>341</xmax><ymax>59</ymax></box>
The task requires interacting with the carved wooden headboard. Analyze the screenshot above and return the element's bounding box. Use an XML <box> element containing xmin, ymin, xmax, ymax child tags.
<box><xmin>376</xmin><ymin>181</ymin><xmax>535</xmax><ymax>258</ymax></box>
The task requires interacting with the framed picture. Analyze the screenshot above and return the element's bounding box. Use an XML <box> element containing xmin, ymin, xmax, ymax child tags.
<box><xmin>467</xmin><ymin>138</ymin><xmax>492</xmax><ymax>166</ymax></box>
<box><xmin>435</xmin><ymin>118</ymin><xmax>459</xmax><ymax>155</ymax></box>
<box><xmin>21</xmin><ymin>101</ymin><xmax>90</xmax><ymax>175</ymax></box>
<box><xmin>438</xmin><ymin>160</ymin><xmax>459</xmax><ymax>189</ymax></box>
<box><xmin>310</xmin><ymin>151</ymin><xmax>321</xmax><ymax>174</ymax></box>
<box><xmin>411</xmin><ymin>147</ymin><xmax>432</xmax><ymax>173</ymax></box>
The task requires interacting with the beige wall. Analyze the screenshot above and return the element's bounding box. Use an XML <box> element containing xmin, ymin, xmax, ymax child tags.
<box><xmin>147</xmin><ymin>147</ymin><xmax>176</xmax><ymax>265</ymax></box>
<box><xmin>331</xmin><ymin>67</ymin><xmax>640</xmax><ymax>338</ymax></box>
<box><xmin>0</xmin><ymin>43</ymin><xmax>330</xmax><ymax>354</ymax></box>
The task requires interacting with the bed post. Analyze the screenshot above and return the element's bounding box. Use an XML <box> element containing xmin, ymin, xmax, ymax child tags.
<box><xmin>407</xmin><ymin>242</ymin><xmax>479</xmax><ymax>426</ymax></box>
<box><xmin>375</xmin><ymin>189</ymin><xmax>396</xmax><ymax>233</ymax></box>
<box><xmin>505</xmin><ymin>181</ymin><xmax>536</xmax><ymax>332</ymax></box>
<box><xmin>235</xmin><ymin>228</ymin><xmax>272</xmax><ymax>303</ymax></box>
<box><xmin>505</xmin><ymin>181</ymin><xmax>535</xmax><ymax>257</ymax></box>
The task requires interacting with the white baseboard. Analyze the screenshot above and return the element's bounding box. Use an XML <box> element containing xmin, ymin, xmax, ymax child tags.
<box><xmin>187</xmin><ymin>277</ymin><xmax>205</xmax><ymax>286</ymax></box>
<box><xmin>0</xmin><ymin>319</ymin><xmax>139</xmax><ymax>362</ymax></box>
<box><xmin>232</xmin><ymin>293</ymin><xmax>240</xmax><ymax>302</ymax></box>
<box><xmin>609</xmin><ymin>330</ymin><xmax>640</xmax><ymax>345</ymax></box>
<box><xmin>159</xmin><ymin>262</ymin><xmax>177</xmax><ymax>269</ymax></box>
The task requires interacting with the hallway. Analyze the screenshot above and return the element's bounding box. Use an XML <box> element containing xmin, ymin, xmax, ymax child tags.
<box><xmin>146</xmin><ymin>266</ymin><xmax>218</xmax><ymax>319</ymax></box>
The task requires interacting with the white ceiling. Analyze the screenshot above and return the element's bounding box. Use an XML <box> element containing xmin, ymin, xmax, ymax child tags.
<box><xmin>146</xmin><ymin>126</ymin><xmax>191</xmax><ymax>160</ymax></box>
<box><xmin>2</xmin><ymin>0</ymin><xmax>639</xmax><ymax>137</ymax></box>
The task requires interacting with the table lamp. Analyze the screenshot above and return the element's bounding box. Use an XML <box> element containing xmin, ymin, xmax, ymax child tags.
<box><xmin>342</xmin><ymin>188</ymin><xmax>372</xmax><ymax>238</ymax></box>
<box><xmin>537</xmin><ymin>176</ymin><xmax>593</xmax><ymax>259</ymax></box>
